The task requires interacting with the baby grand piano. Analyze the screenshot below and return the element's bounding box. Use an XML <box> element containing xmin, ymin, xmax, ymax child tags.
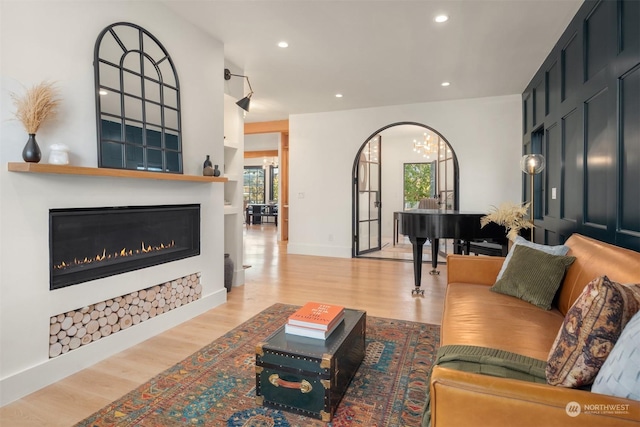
<box><xmin>395</xmin><ymin>209</ymin><xmax>507</xmax><ymax>295</ymax></box>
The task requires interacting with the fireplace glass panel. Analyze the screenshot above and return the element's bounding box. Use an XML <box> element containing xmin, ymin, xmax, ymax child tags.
<box><xmin>50</xmin><ymin>204</ymin><xmax>200</xmax><ymax>290</ymax></box>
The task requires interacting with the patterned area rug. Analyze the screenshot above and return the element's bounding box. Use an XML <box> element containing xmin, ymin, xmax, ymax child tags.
<box><xmin>76</xmin><ymin>303</ymin><xmax>439</xmax><ymax>427</ymax></box>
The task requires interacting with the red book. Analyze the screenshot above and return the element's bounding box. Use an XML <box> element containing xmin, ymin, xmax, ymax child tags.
<box><xmin>288</xmin><ymin>302</ymin><xmax>345</xmax><ymax>331</ymax></box>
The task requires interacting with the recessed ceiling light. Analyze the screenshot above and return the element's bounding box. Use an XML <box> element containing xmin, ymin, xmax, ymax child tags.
<box><xmin>335</xmin><ymin>93</ymin><xmax>343</xmax><ymax>98</ymax></box>
<box><xmin>441</xmin><ymin>82</ymin><xmax>451</xmax><ymax>87</ymax></box>
<box><xmin>99</xmin><ymin>89</ymin><xmax>108</xmax><ymax>95</ymax></box>
<box><xmin>278</xmin><ymin>41</ymin><xmax>289</xmax><ymax>48</ymax></box>
<box><xmin>435</xmin><ymin>15</ymin><xmax>449</xmax><ymax>23</ymax></box>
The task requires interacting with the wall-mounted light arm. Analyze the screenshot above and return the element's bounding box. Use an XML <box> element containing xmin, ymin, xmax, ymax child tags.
<box><xmin>224</xmin><ymin>68</ymin><xmax>253</xmax><ymax>112</ymax></box>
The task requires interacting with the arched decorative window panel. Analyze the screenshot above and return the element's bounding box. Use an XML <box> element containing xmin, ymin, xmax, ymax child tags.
<box><xmin>94</xmin><ymin>22</ymin><xmax>182</xmax><ymax>173</ymax></box>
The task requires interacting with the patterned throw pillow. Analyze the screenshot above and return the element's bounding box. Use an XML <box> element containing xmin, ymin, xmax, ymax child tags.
<box><xmin>546</xmin><ymin>276</ymin><xmax>640</xmax><ymax>388</ymax></box>
<box><xmin>496</xmin><ymin>236</ymin><xmax>570</xmax><ymax>280</ymax></box>
<box><xmin>592</xmin><ymin>310</ymin><xmax>640</xmax><ymax>400</ymax></box>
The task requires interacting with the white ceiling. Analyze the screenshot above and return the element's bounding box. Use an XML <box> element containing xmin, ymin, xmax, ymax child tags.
<box><xmin>165</xmin><ymin>0</ymin><xmax>583</xmax><ymax>123</ymax></box>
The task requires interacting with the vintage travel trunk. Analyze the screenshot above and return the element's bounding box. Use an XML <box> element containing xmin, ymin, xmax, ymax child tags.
<box><xmin>255</xmin><ymin>308</ymin><xmax>366</xmax><ymax>421</ymax></box>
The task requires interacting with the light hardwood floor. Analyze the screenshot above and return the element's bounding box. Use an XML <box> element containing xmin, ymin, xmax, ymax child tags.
<box><xmin>0</xmin><ymin>225</ymin><xmax>447</xmax><ymax>427</ymax></box>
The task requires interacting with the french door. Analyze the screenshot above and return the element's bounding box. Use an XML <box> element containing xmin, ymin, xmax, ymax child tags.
<box><xmin>354</xmin><ymin>135</ymin><xmax>382</xmax><ymax>255</ymax></box>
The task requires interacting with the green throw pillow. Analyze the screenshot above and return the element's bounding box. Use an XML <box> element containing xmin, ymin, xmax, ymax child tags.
<box><xmin>491</xmin><ymin>245</ymin><xmax>576</xmax><ymax>310</ymax></box>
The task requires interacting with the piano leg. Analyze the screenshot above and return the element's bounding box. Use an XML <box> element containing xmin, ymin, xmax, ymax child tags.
<box><xmin>409</xmin><ymin>236</ymin><xmax>426</xmax><ymax>295</ymax></box>
<box><xmin>429</xmin><ymin>238</ymin><xmax>441</xmax><ymax>275</ymax></box>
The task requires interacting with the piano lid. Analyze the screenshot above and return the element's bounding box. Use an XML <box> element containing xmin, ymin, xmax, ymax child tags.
<box><xmin>395</xmin><ymin>209</ymin><xmax>506</xmax><ymax>241</ymax></box>
<box><xmin>395</xmin><ymin>209</ymin><xmax>488</xmax><ymax>216</ymax></box>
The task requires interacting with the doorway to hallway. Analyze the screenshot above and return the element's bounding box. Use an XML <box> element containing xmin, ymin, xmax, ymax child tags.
<box><xmin>352</xmin><ymin>122</ymin><xmax>459</xmax><ymax>262</ymax></box>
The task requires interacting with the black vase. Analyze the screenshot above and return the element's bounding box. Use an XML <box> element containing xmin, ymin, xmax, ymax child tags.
<box><xmin>224</xmin><ymin>253</ymin><xmax>234</xmax><ymax>292</ymax></box>
<box><xmin>213</xmin><ymin>164</ymin><xmax>221</xmax><ymax>177</ymax></box>
<box><xmin>203</xmin><ymin>155</ymin><xmax>214</xmax><ymax>176</ymax></box>
<box><xmin>204</xmin><ymin>155</ymin><xmax>213</xmax><ymax>168</ymax></box>
<box><xmin>22</xmin><ymin>134</ymin><xmax>42</xmax><ymax>163</ymax></box>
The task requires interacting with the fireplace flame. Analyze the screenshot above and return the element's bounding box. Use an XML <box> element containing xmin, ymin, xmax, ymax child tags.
<box><xmin>53</xmin><ymin>240</ymin><xmax>176</xmax><ymax>271</ymax></box>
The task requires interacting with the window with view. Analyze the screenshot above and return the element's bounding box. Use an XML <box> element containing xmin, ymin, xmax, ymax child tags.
<box><xmin>403</xmin><ymin>162</ymin><xmax>433</xmax><ymax>209</ymax></box>
<box><xmin>244</xmin><ymin>166</ymin><xmax>265</xmax><ymax>204</ymax></box>
<box><xmin>270</xmin><ymin>166</ymin><xmax>279</xmax><ymax>202</ymax></box>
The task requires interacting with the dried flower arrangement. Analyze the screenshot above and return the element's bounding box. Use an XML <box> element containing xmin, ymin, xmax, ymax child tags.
<box><xmin>10</xmin><ymin>81</ymin><xmax>61</xmax><ymax>134</ymax></box>
<box><xmin>480</xmin><ymin>202</ymin><xmax>533</xmax><ymax>241</ymax></box>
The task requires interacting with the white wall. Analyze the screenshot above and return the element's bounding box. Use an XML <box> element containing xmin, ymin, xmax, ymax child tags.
<box><xmin>245</xmin><ymin>133</ymin><xmax>279</xmax><ymax>151</ymax></box>
<box><xmin>287</xmin><ymin>95</ymin><xmax>523</xmax><ymax>257</ymax></box>
<box><xmin>0</xmin><ymin>1</ymin><xmax>226</xmax><ymax>405</ymax></box>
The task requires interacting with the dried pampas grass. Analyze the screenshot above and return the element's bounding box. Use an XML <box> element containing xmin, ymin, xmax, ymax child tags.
<box><xmin>480</xmin><ymin>202</ymin><xmax>533</xmax><ymax>241</ymax></box>
<box><xmin>10</xmin><ymin>81</ymin><xmax>61</xmax><ymax>134</ymax></box>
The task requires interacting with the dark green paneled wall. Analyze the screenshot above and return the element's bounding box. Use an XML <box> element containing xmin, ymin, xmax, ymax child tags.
<box><xmin>522</xmin><ymin>0</ymin><xmax>640</xmax><ymax>251</ymax></box>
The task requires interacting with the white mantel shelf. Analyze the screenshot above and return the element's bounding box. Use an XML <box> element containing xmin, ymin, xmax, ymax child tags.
<box><xmin>7</xmin><ymin>162</ymin><xmax>228</xmax><ymax>183</ymax></box>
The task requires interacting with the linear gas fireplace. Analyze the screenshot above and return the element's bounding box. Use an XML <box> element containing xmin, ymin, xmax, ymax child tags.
<box><xmin>50</xmin><ymin>204</ymin><xmax>200</xmax><ymax>290</ymax></box>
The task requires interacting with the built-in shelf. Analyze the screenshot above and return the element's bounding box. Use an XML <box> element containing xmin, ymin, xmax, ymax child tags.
<box><xmin>224</xmin><ymin>205</ymin><xmax>241</xmax><ymax>215</ymax></box>
<box><xmin>7</xmin><ymin>163</ymin><xmax>228</xmax><ymax>183</ymax></box>
<box><xmin>224</xmin><ymin>92</ymin><xmax>244</xmax><ymax>287</ymax></box>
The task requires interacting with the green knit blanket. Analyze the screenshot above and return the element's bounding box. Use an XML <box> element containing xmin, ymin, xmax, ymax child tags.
<box><xmin>421</xmin><ymin>345</ymin><xmax>547</xmax><ymax>427</ymax></box>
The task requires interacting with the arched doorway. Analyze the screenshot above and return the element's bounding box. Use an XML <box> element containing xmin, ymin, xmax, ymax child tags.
<box><xmin>352</xmin><ymin>122</ymin><xmax>459</xmax><ymax>259</ymax></box>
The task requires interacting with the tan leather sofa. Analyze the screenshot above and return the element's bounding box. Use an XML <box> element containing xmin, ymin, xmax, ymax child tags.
<box><xmin>430</xmin><ymin>234</ymin><xmax>640</xmax><ymax>426</ymax></box>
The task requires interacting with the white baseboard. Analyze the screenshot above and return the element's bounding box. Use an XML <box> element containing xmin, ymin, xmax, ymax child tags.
<box><xmin>287</xmin><ymin>243</ymin><xmax>351</xmax><ymax>258</ymax></box>
<box><xmin>233</xmin><ymin>266</ymin><xmax>245</xmax><ymax>286</ymax></box>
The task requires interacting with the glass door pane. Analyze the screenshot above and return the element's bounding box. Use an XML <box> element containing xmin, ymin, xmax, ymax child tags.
<box><xmin>356</xmin><ymin>136</ymin><xmax>381</xmax><ymax>254</ymax></box>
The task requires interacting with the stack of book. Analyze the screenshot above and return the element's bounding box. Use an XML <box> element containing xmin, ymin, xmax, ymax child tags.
<box><xmin>285</xmin><ymin>302</ymin><xmax>345</xmax><ymax>340</ymax></box>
